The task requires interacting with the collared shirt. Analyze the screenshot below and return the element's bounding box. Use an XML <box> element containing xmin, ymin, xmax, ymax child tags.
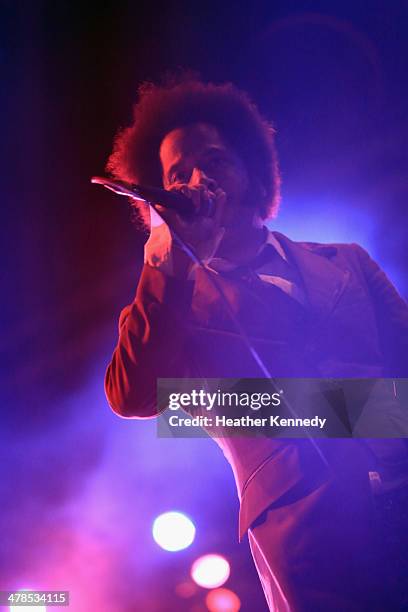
<box><xmin>145</xmin><ymin>223</ymin><xmax>305</xmax><ymax>304</ymax></box>
<box><xmin>207</xmin><ymin>230</ymin><xmax>306</xmax><ymax>305</ymax></box>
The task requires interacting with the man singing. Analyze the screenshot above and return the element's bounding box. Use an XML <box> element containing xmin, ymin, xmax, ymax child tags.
<box><xmin>103</xmin><ymin>77</ymin><xmax>408</xmax><ymax>610</ymax></box>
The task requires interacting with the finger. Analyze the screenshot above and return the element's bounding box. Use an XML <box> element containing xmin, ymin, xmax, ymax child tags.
<box><xmin>191</xmin><ymin>188</ymin><xmax>203</xmax><ymax>213</ymax></box>
<box><xmin>180</xmin><ymin>184</ymin><xmax>193</xmax><ymax>198</ymax></box>
<box><xmin>189</xmin><ymin>184</ymin><xmax>217</xmax><ymax>218</ymax></box>
<box><xmin>197</xmin><ymin>185</ymin><xmax>214</xmax><ymax>217</ymax></box>
<box><xmin>167</xmin><ymin>183</ymin><xmax>189</xmax><ymax>193</ymax></box>
<box><xmin>197</xmin><ymin>184</ymin><xmax>209</xmax><ymax>200</ymax></box>
<box><xmin>213</xmin><ymin>188</ymin><xmax>227</xmax><ymax>226</ymax></box>
<box><xmin>167</xmin><ymin>183</ymin><xmax>194</xmax><ymax>202</ymax></box>
<box><xmin>168</xmin><ymin>184</ymin><xmax>202</xmax><ymax>216</ymax></box>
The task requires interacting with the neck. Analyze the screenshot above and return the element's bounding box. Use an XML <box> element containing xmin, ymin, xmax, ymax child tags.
<box><xmin>214</xmin><ymin>223</ymin><xmax>267</xmax><ymax>265</ymax></box>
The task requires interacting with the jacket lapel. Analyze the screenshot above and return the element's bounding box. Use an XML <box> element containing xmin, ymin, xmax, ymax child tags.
<box><xmin>273</xmin><ymin>232</ymin><xmax>351</xmax><ymax>320</ymax></box>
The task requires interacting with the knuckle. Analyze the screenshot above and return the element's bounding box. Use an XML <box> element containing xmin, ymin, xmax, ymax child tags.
<box><xmin>168</xmin><ymin>184</ymin><xmax>182</xmax><ymax>192</ymax></box>
<box><xmin>183</xmin><ymin>186</ymin><xmax>194</xmax><ymax>197</ymax></box>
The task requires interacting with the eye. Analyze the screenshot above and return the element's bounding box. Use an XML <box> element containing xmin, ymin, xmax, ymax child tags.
<box><xmin>170</xmin><ymin>170</ymin><xmax>189</xmax><ymax>184</ymax></box>
<box><xmin>204</xmin><ymin>156</ymin><xmax>229</xmax><ymax>172</ymax></box>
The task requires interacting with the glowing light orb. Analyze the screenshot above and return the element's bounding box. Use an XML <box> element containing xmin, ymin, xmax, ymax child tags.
<box><xmin>152</xmin><ymin>511</ymin><xmax>196</xmax><ymax>551</ymax></box>
<box><xmin>175</xmin><ymin>581</ymin><xmax>197</xmax><ymax>598</ymax></box>
<box><xmin>191</xmin><ymin>554</ymin><xmax>230</xmax><ymax>589</ymax></box>
<box><xmin>205</xmin><ymin>588</ymin><xmax>241</xmax><ymax>612</ymax></box>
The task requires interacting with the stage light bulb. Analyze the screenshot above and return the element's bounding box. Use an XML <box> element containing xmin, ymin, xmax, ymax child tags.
<box><xmin>205</xmin><ymin>587</ymin><xmax>241</xmax><ymax>612</ymax></box>
<box><xmin>152</xmin><ymin>511</ymin><xmax>196</xmax><ymax>551</ymax></box>
<box><xmin>191</xmin><ymin>554</ymin><xmax>230</xmax><ymax>589</ymax></box>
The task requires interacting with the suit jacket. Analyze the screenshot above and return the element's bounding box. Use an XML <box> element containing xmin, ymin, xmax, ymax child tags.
<box><xmin>105</xmin><ymin>232</ymin><xmax>408</xmax><ymax>539</ymax></box>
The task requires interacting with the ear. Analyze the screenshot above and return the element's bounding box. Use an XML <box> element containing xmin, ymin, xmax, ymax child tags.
<box><xmin>247</xmin><ymin>177</ymin><xmax>267</xmax><ymax>208</ymax></box>
<box><xmin>257</xmin><ymin>179</ymin><xmax>267</xmax><ymax>199</ymax></box>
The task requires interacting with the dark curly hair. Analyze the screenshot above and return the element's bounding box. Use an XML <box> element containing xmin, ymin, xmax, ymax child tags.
<box><xmin>106</xmin><ymin>75</ymin><xmax>281</xmax><ymax>227</ymax></box>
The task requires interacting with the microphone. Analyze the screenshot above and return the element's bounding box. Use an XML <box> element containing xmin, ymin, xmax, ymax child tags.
<box><xmin>91</xmin><ymin>177</ymin><xmax>214</xmax><ymax>217</ymax></box>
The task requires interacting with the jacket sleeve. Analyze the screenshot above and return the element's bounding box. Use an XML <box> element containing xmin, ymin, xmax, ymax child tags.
<box><xmin>105</xmin><ymin>264</ymin><xmax>194</xmax><ymax>418</ymax></box>
<box><xmin>354</xmin><ymin>244</ymin><xmax>408</xmax><ymax>377</ymax></box>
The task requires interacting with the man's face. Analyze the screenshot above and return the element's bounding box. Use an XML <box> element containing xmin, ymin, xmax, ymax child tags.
<box><xmin>159</xmin><ymin>123</ymin><xmax>252</xmax><ymax>228</ymax></box>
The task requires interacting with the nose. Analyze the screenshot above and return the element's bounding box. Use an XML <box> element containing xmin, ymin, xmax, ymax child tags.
<box><xmin>189</xmin><ymin>167</ymin><xmax>218</xmax><ymax>191</ymax></box>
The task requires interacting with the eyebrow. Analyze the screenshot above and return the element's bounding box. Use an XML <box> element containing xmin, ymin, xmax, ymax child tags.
<box><xmin>171</xmin><ymin>146</ymin><xmax>226</xmax><ymax>169</ymax></box>
<box><xmin>202</xmin><ymin>145</ymin><xmax>228</xmax><ymax>158</ymax></box>
<box><xmin>165</xmin><ymin>145</ymin><xmax>230</xmax><ymax>180</ymax></box>
<box><xmin>166</xmin><ymin>160</ymin><xmax>183</xmax><ymax>179</ymax></box>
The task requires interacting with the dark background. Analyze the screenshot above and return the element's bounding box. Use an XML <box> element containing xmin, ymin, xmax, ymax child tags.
<box><xmin>1</xmin><ymin>1</ymin><xmax>407</xmax><ymax>611</ymax></box>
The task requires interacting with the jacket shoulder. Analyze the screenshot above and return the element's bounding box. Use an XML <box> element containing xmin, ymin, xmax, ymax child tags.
<box><xmin>273</xmin><ymin>231</ymin><xmax>361</xmax><ymax>259</ymax></box>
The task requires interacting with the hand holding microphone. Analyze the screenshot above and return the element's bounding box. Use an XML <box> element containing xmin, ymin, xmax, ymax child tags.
<box><xmin>91</xmin><ymin>172</ymin><xmax>228</xmax><ymax>276</ymax></box>
<box><xmin>150</xmin><ymin>172</ymin><xmax>227</xmax><ymax>273</ymax></box>
<box><xmin>91</xmin><ymin>173</ymin><xmax>221</xmax><ymax>219</ymax></box>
